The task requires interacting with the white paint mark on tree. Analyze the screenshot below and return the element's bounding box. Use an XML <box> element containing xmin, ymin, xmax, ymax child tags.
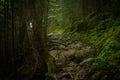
<box><xmin>30</xmin><ymin>22</ymin><xmax>33</xmax><ymax>28</ymax></box>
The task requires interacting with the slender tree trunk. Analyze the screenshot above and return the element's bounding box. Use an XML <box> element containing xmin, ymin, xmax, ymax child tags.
<box><xmin>11</xmin><ymin>0</ymin><xmax>14</xmax><ymax>55</ymax></box>
<box><xmin>82</xmin><ymin>0</ymin><xmax>88</xmax><ymax>29</ymax></box>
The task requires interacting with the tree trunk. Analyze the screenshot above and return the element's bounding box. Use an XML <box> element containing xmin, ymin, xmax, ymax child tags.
<box><xmin>0</xmin><ymin>0</ymin><xmax>55</xmax><ymax>80</ymax></box>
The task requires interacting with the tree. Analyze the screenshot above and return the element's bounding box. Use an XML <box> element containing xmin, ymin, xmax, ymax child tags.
<box><xmin>0</xmin><ymin>0</ymin><xmax>55</xmax><ymax>80</ymax></box>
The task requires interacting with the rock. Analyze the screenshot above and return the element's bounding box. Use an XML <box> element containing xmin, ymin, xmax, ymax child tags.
<box><xmin>68</xmin><ymin>61</ymin><xmax>77</xmax><ymax>67</ymax></box>
<box><xmin>79</xmin><ymin>58</ymin><xmax>95</xmax><ymax>66</ymax></box>
<box><xmin>58</xmin><ymin>73</ymin><xmax>73</xmax><ymax>79</ymax></box>
<box><xmin>59</xmin><ymin>45</ymin><xmax>67</xmax><ymax>50</ymax></box>
<box><xmin>62</xmin><ymin>67</ymin><xmax>73</xmax><ymax>72</ymax></box>
<box><xmin>68</xmin><ymin>42</ymin><xmax>82</xmax><ymax>49</ymax></box>
<box><xmin>69</xmin><ymin>50</ymin><xmax>92</xmax><ymax>63</ymax></box>
<box><xmin>49</xmin><ymin>50</ymin><xmax>59</xmax><ymax>59</ymax></box>
<box><xmin>47</xmin><ymin>33</ymin><xmax>97</xmax><ymax>80</ymax></box>
<box><xmin>47</xmin><ymin>33</ymin><xmax>54</xmax><ymax>37</ymax></box>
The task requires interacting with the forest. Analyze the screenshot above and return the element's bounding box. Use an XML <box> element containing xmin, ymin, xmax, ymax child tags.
<box><xmin>0</xmin><ymin>0</ymin><xmax>120</xmax><ymax>80</ymax></box>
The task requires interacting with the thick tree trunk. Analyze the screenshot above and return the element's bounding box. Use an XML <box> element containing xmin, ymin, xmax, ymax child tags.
<box><xmin>0</xmin><ymin>0</ymin><xmax>55</xmax><ymax>80</ymax></box>
<box><xmin>25</xmin><ymin>0</ymin><xmax>55</xmax><ymax>77</ymax></box>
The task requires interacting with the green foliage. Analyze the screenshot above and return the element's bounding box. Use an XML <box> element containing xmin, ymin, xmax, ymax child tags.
<box><xmin>92</xmin><ymin>44</ymin><xmax>120</xmax><ymax>79</ymax></box>
<box><xmin>63</xmin><ymin>10</ymin><xmax>120</xmax><ymax>80</ymax></box>
<box><xmin>47</xmin><ymin>0</ymin><xmax>120</xmax><ymax>79</ymax></box>
<box><xmin>47</xmin><ymin>25</ymin><xmax>65</xmax><ymax>34</ymax></box>
<box><xmin>87</xmin><ymin>18</ymin><xmax>120</xmax><ymax>80</ymax></box>
<box><xmin>48</xmin><ymin>0</ymin><xmax>62</xmax><ymax>29</ymax></box>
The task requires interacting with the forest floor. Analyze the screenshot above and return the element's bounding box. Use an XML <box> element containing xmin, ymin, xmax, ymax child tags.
<box><xmin>47</xmin><ymin>33</ymin><xmax>98</xmax><ymax>80</ymax></box>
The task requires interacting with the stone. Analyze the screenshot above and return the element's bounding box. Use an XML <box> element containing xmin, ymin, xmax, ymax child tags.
<box><xmin>79</xmin><ymin>58</ymin><xmax>94</xmax><ymax>66</ymax></box>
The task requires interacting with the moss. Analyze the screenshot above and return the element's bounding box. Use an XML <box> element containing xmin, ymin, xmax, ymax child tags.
<box><xmin>48</xmin><ymin>4</ymin><xmax>120</xmax><ymax>78</ymax></box>
<box><xmin>62</xmin><ymin>11</ymin><xmax>120</xmax><ymax>79</ymax></box>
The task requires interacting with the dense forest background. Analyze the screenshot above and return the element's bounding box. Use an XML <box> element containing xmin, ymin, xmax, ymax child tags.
<box><xmin>0</xmin><ymin>0</ymin><xmax>120</xmax><ymax>80</ymax></box>
<box><xmin>48</xmin><ymin>0</ymin><xmax>120</xmax><ymax>80</ymax></box>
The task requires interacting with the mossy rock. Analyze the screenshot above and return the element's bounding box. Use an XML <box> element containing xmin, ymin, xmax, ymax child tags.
<box><xmin>69</xmin><ymin>50</ymin><xmax>90</xmax><ymax>63</ymax></box>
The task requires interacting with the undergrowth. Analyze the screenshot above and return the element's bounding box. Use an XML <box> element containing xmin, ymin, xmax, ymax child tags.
<box><xmin>47</xmin><ymin>12</ymin><xmax>120</xmax><ymax>79</ymax></box>
<box><xmin>63</xmin><ymin>14</ymin><xmax>120</xmax><ymax>80</ymax></box>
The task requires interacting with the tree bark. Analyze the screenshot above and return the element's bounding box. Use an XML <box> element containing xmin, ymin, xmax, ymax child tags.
<box><xmin>0</xmin><ymin>0</ymin><xmax>55</xmax><ymax>80</ymax></box>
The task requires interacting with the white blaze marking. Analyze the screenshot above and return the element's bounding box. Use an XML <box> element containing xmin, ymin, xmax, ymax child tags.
<box><xmin>30</xmin><ymin>22</ymin><xmax>33</xmax><ymax>28</ymax></box>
